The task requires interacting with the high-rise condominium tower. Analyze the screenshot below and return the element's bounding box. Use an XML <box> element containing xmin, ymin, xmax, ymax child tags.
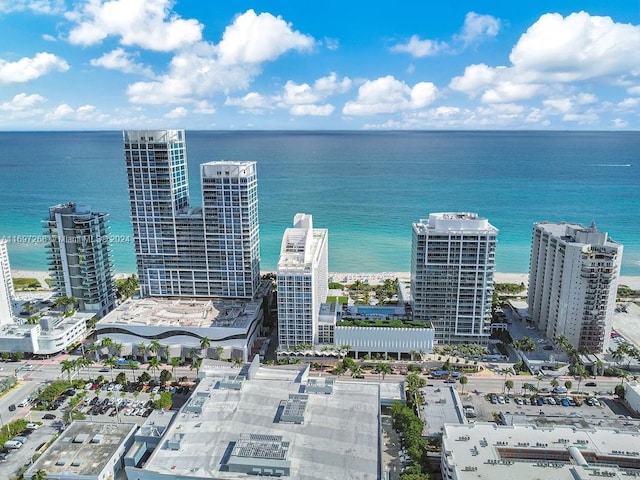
<box><xmin>44</xmin><ymin>202</ymin><xmax>115</xmax><ymax>317</ymax></box>
<box><xmin>0</xmin><ymin>239</ymin><xmax>14</xmax><ymax>325</ymax></box>
<box><xmin>528</xmin><ymin>221</ymin><xmax>622</xmax><ymax>353</ymax></box>
<box><xmin>411</xmin><ymin>212</ymin><xmax>497</xmax><ymax>345</ymax></box>
<box><xmin>277</xmin><ymin>214</ymin><xmax>328</xmax><ymax>347</ymax></box>
<box><xmin>124</xmin><ymin>130</ymin><xmax>260</xmax><ymax>298</ymax></box>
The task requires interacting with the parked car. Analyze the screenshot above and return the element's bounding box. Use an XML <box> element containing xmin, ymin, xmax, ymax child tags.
<box><xmin>42</xmin><ymin>414</ymin><xmax>56</xmax><ymax>420</ymax></box>
<box><xmin>3</xmin><ymin>441</ymin><xmax>22</xmax><ymax>450</ymax></box>
<box><xmin>585</xmin><ymin>382</ymin><xmax>597</xmax><ymax>387</ymax></box>
<box><xmin>8</xmin><ymin>404</ymin><xmax>15</xmax><ymax>412</ymax></box>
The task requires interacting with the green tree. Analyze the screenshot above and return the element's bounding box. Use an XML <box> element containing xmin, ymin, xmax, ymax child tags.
<box><xmin>459</xmin><ymin>375</ymin><xmax>469</xmax><ymax>394</ymax></box>
<box><xmin>504</xmin><ymin>379</ymin><xmax>514</xmax><ymax>395</ymax></box>
<box><xmin>169</xmin><ymin>356</ymin><xmax>181</xmax><ymax>377</ymax></box>
<box><xmin>155</xmin><ymin>391</ymin><xmax>173</xmax><ymax>410</ymax></box>
<box><xmin>33</xmin><ymin>469</ymin><xmax>48</xmax><ymax>480</ymax></box>
<box><xmin>147</xmin><ymin>357</ymin><xmax>161</xmax><ymax>382</ymax></box>
<box><xmin>104</xmin><ymin>356</ymin><xmax>118</xmax><ymax>382</ymax></box>
<box><xmin>214</xmin><ymin>346</ymin><xmax>224</xmax><ymax>360</ymax></box>
<box><xmin>138</xmin><ymin>371</ymin><xmax>151</xmax><ymax>384</ymax></box>
<box><xmin>115</xmin><ymin>372</ymin><xmax>127</xmax><ymax>384</ymax></box>
<box><xmin>550</xmin><ymin>378</ymin><xmax>560</xmax><ymax>389</ymax></box>
<box><xmin>159</xmin><ymin>369</ymin><xmax>172</xmax><ymax>384</ymax></box>
<box><xmin>149</xmin><ymin>339</ymin><xmax>161</xmax><ymax>359</ymax></box>
<box><xmin>127</xmin><ymin>360</ymin><xmax>139</xmax><ymax>383</ymax></box>
<box><xmin>137</xmin><ymin>342</ymin><xmax>148</xmax><ymax>363</ymax></box>
<box><xmin>564</xmin><ymin>380</ymin><xmax>573</xmax><ymax>391</ymax></box>
<box><xmin>190</xmin><ymin>357</ymin><xmax>202</xmax><ymax>379</ymax></box>
<box><xmin>350</xmin><ymin>365</ymin><xmax>363</xmax><ymax>378</ymax></box>
<box><xmin>199</xmin><ymin>336</ymin><xmax>211</xmax><ymax>358</ymax></box>
<box><xmin>61</xmin><ymin>359</ymin><xmax>76</xmax><ymax>381</ymax></box>
<box><xmin>615</xmin><ymin>384</ymin><xmax>626</xmax><ymax>399</ymax></box>
<box><xmin>375</xmin><ymin>362</ymin><xmax>392</xmax><ymax>380</ymax></box>
<box><xmin>514</xmin><ymin>337</ymin><xmax>538</xmax><ymax>353</ymax></box>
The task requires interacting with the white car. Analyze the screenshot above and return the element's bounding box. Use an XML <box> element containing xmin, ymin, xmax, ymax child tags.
<box><xmin>25</xmin><ymin>423</ymin><xmax>39</xmax><ymax>430</ymax></box>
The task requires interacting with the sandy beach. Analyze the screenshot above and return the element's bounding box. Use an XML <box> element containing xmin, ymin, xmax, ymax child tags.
<box><xmin>11</xmin><ymin>269</ymin><xmax>640</xmax><ymax>290</ymax></box>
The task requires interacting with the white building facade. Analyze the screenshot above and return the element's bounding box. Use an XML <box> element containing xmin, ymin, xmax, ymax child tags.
<box><xmin>0</xmin><ymin>238</ymin><xmax>14</xmax><ymax>326</ymax></box>
<box><xmin>411</xmin><ymin>213</ymin><xmax>497</xmax><ymax>345</ymax></box>
<box><xmin>44</xmin><ymin>202</ymin><xmax>115</xmax><ymax>317</ymax></box>
<box><xmin>334</xmin><ymin>325</ymin><xmax>434</xmax><ymax>360</ymax></box>
<box><xmin>277</xmin><ymin>214</ymin><xmax>328</xmax><ymax>347</ymax></box>
<box><xmin>124</xmin><ymin>130</ymin><xmax>261</xmax><ymax>299</ymax></box>
<box><xmin>528</xmin><ymin>222</ymin><xmax>622</xmax><ymax>353</ymax></box>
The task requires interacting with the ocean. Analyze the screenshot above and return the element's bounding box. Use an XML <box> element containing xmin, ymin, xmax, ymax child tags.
<box><xmin>0</xmin><ymin>131</ymin><xmax>638</xmax><ymax>276</ymax></box>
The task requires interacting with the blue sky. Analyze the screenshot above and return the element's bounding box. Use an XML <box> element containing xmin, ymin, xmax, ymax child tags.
<box><xmin>0</xmin><ymin>0</ymin><xmax>638</xmax><ymax>130</ymax></box>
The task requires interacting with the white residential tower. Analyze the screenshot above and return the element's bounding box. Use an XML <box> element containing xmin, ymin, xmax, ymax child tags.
<box><xmin>277</xmin><ymin>214</ymin><xmax>328</xmax><ymax>347</ymax></box>
<box><xmin>0</xmin><ymin>239</ymin><xmax>14</xmax><ymax>325</ymax></box>
<box><xmin>528</xmin><ymin>221</ymin><xmax>623</xmax><ymax>353</ymax></box>
<box><xmin>411</xmin><ymin>212</ymin><xmax>497</xmax><ymax>345</ymax></box>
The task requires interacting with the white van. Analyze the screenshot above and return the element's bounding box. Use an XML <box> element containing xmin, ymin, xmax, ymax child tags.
<box><xmin>26</xmin><ymin>423</ymin><xmax>39</xmax><ymax>430</ymax></box>
<box><xmin>4</xmin><ymin>440</ymin><xmax>22</xmax><ymax>449</ymax></box>
<box><xmin>17</xmin><ymin>399</ymin><xmax>29</xmax><ymax>407</ymax></box>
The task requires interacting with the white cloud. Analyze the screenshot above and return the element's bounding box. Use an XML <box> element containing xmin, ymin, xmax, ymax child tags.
<box><xmin>164</xmin><ymin>106</ymin><xmax>187</xmax><ymax>118</ymax></box>
<box><xmin>90</xmin><ymin>48</ymin><xmax>155</xmax><ymax>77</ymax></box>
<box><xmin>127</xmin><ymin>9</ymin><xmax>316</xmax><ymax>105</ymax></box>
<box><xmin>390</xmin><ymin>35</ymin><xmax>447</xmax><ymax>58</ymax></box>
<box><xmin>66</xmin><ymin>0</ymin><xmax>203</xmax><ymax>51</ymax></box>
<box><xmin>0</xmin><ymin>52</ymin><xmax>68</xmax><ymax>83</ymax></box>
<box><xmin>391</xmin><ymin>12</ymin><xmax>500</xmax><ymax>58</ymax></box>
<box><xmin>449</xmin><ymin>12</ymin><xmax>640</xmax><ymax>104</ymax></box>
<box><xmin>290</xmin><ymin>104</ymin><xmax>334</xmax><ymax>116</ymax></box>
<box><xmin>217</xmin><ymin>9</ymin><xmax>314</xmax><ymax>65</ymax></box>
<box><xmin>456</xmin><ymin>12</ymin><xmax>501</xmax><ymax>46</ymax></box>
<box><xmin>42</xmin><ymin>34</ymin><xmax>57</xmax><ymax>42</ymax></box>
<box><xmin>0</xmin><ymin>93</ymin><xmax>47</xmax><ymax>118</ymax></box>
<box><xmin>280</xmin><ymin>73</ymin><xmax>351</xmax><ymax>105</ymax></box>
<box><xmin>0</xmin><ymin>0</ymin><xmax>64</xmax><ymax>14</ymax></box>
<box><xmin>225</xmin><ymin>92</ymin><xmax>272</xmax><ymax>110</ymax></box>
<box><xmin>343</xmin><ymin>76</ymin><xmax>438</xmax><ymax>115</ymax></box>
<box><xmin>627</xmin><ymin>85</ymin><xmax>640</xmax><ymax>95</ymax></box>
<box><xmin>323</xmin><ymin>37</ymin><xmax>340</xmax><ymax>51</ymax></box>
<box><xmin>193</xmin><ymin>100</ymin><xmax>215</xmax><ymax>114</ymax></box>
<box><xmin>510</xmin><ymin>12</ymin><xmax>640</xmax><ymax>82</ymax></box>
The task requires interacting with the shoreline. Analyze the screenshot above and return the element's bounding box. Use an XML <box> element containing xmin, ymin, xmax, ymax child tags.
<box><xmin>11</xmin><ymin>269</ymin><xmax>640</xmax><ymax>289</ymax></box>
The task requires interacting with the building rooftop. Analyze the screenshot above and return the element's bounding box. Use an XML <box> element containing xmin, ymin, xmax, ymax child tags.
<box><xmin>443</xmin><ymin>422</ymin><xmax>640</xmax><ymax>480</ymax></box>
<box><xmin>140</xmin><ymin>363</ymin><xmax>380</xmax><ymax>479</ymax></box>
<box><xmin>420</xmin><ymin>385</ymin><xmax>466</xmax><ymax>437</ymax></box>
<box><xmin>98</xmin><ymin>297</ymin><xmax>261</xmax><ymax>330</ymax></box>
<box><xmin>26</xmin><ymin>421</ymin><xmax>137</xmax><ymax>477</ymax></box>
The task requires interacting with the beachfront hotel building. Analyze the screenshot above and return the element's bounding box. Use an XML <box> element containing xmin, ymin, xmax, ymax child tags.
<box><xmin>124</xmin><ymin>130</ymin><xmax>260</xmax><ymax>299</ymax></box>
<box><xmin>44</xmin><ymin>202</ymin><xmax>115</xmax><ymax>318</ymax></box>
<box><xmin>277</xmin><ymin>214</ymin><xmax>328</xmax><ymax>347</ymax></box>
<box><xmin>411</xmin><ymin>212</ymin><xmax>497</xmax><ymax>345</ymax></box>
<box><xmin>528</xmin><ymin>221</ymin><xmax>622</xmax><ymax>353</ymax></box>
<box><xmin>0</xmin><ymin>238</ymin><xmax>14</xmax><ymax>325</ymax></box>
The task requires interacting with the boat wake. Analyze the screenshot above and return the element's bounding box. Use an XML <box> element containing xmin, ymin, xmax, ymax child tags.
<box><xmin>595</xmin><ymin>164</ymin><xmax>632</xmax><ymax>167</ymax></box>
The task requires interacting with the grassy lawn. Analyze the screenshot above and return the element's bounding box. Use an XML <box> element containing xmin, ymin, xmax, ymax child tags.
<box><xmin>326</xmin><ymin>296</ymin><xmax>349</xmax><ymax>305</ymax></box>
<box><xmin>12</xmin><ymin>277</ymin><xmax>42</xmax><ymax>290</ymax></box>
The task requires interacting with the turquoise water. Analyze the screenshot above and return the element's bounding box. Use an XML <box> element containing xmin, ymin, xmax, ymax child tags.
<box><xmin>0</xmin><ymin>131</ymin><xmax>638</xmax><ymax>275</ymax></box>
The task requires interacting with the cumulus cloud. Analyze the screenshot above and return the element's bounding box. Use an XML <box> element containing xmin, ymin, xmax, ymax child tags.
<box><xmin>0</xmin><ymin>93</ymin><xmax>47</xmax><ymax>118</ymax></box>
<box><xmin>127</xmin><ymin>9</ymin><xmax>316</xmax><ymax>105</ymax></box>
<box><xmin>45</xmin><ymin>103</ymin><xmax>99</xmax><ymax>122</ymax></box>
<box><xmin>217</xmin><ymin>10</ymin><xmax>314</xmax><ymax>65</ymax></box>
<box><xmin>0</xmin><ymin>52</ymin><xmax>68</xmax><ymax>83</ymax></box>
<box><xmin>280</xmin><ymin>73</ymin><xmax>351</xmax><ymax>105</ymax></box>
<box><xmin>450</xmin><ymin>12</ymin><xmax>640</xmax><ymax>104</ymax></box>
<box><xmin>164</xmin><ymin>106</ymin><xmax>187</xmax><ymax>118</ymax></box>
<box><xmin>390</xmin><ymin>35</ymin><xmax>448</xmax><ymax>58</ymax></box>
<box><xmin>391</xmin><ymin>12</ymin><xmax>500</xmax><ymax>57</ymax></box>
<box><xmin>90</xmin><ymin>48</ymin><xmax>155</xmax><ymax>77</ymax></box>
<box><xmin>225</xmin><ymin>92</ymin><xmax>272</xmax><ymax>110</ymax></box>
<box><xmin>456</xmin><ymin>12</ymin><xmax>501</xmax><ymax>46</ymax></box>
<box><xmin>343</xmin><ymin>76</ymin><xmax>438</xmax><ymax>115</ymax></box>
<box><xmin>66</xmin><ymin>0</ymin><xmax>203</xmax><ymax>51</ymax></box>
<box><xmin>0</xmin><ymin>0</ymin><xmax>64</xmax><ymax>14</ymax></box>
<box><xmin>290</xmin><ymin>104</ymin><xmax>334</xmax><ymax>116</ymax></box>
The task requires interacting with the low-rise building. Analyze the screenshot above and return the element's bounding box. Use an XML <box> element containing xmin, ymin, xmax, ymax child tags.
<box><xmin>625</xmin><ymin>381</ymin><xmax>640</xmax><ymax>416</ymax></box>
<box><xmin>125</xmin><ymin>359</ymin><xmax>381</xmax><ymax>479</ymax></box>
<box><xmin>96</xmin><ymin>290</ymin><xmax>268</xmax><ymax>361</ymax></box>
<box><xmin>420</xmin><ymin>385</ymin><xmax>467</xmax><ymax>439</ymax></box>
<box><xmin>442</xmin><ymin>422</ymin><xmax>640</xmax><ymax>480</ymax></box>
<box><xmin>0</xmin><ymin>309</ymin><xmax>92</xmax><ymax>355</ymax></box>
<box><xmin>24</xmin><ymin>420</ymin><xmax>137</xmax><ymax>480</ymax></box>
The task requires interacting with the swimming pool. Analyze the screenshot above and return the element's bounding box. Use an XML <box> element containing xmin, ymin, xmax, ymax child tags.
<box><xmin>353</xmin><ymin>306</ymin><xmax>404</xmax><ymax>316</ymax></box>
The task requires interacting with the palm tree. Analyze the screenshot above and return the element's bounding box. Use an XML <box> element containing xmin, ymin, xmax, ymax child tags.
<box><xmin>61</xmin><ymin>359</ymin><xmax>75</xmax><ymax>381</ymax></box>
<box><xmin>564</xmin><ymin>380</ymin><xmax>573</xmax><ymax>391</ymax></box>
<box><xmin>100</xmin><ymin>337</ymin><xmax>113</xmax><ymax>357</ymax></box>
<box><xmin>459</xmin><ymin>375</ymin><xmax>468</xmax><ymax>394</ymax></box>
<box><xmin>79</xmin><ymin>357</ymin><xmax>94</xmax><ymax>378</ymax></box>
<box><xmin>574</xmin><ymin>363</ymin><xmax>588</xmax><ymax>391</ymax></box>
<box><xmin>148</xmin><ymin>357</ymin><xmax>161</xmax><ymax>382</ymax></box>
<box><xmin>504</xmin><ymin>379</ymin><xmax>514</xmax><ymax>396</ymax></box>
<box><xmin>500</xmin><ymin>368</ymin><xmax>512</xmax><ymax>393</ymax></box>
<box><xmin>112</xmin><ymin>342</ymin><xmax>124</xmax><ymax>359</ymax></box>
<box><xmin>550</xmin><ymin>378</ymin><xmax>560</xmax><ymax>389</ymax></box>
<box><xmin>137</xmin><ymin>342</ymin><xmax>148</xmax><ymax>363</ymax></box>
<box><xmin>376</xmin><ymin>362</ymin><xmax>392</xmax><ymax>380</ymax></box>
<box><xmin>214</xmin><ymin>345</ymin><xmax>224</xmax><ymax>360</ymax></box>
<box><xmin>169</xmin><ymin>357</ymin><xmax>181</xmax><ymax>378</ymax></box>
<box><xmin>190</xmin><ymin>357</ymin><xmax>202</xmax><ymax>379</ymax></box>
<box><xmin>104</xmin><ymin>356</ymin><xmax>118</xmax><ymax>382</ymax></box>
<box><xmin>33</xmin><ymin>469</ymin><xmax>47</xmax><ymax>480</ymax></box>
<box><xmin>199</xmin><ymin>336</ymin><xmax>211</xmax><ymax>359</ymax></box>
<box><xmin>86</xmin><ymin>344</ymin><xmax>99</xmax><ymax>362</ymax></box>
<box><xmin>149</xmin><ymin>340</ymin><xmax>161</xmax><ymax>359</ymax></box>
<box><xmin>127</xmin><ymin>360</ymin><xmax>139</xmax><ymax>383</ymax></box>
<box><xmin>350</xmin><ymin>365</ymin><xmax>364</xmax><ymax>378</ymax></box>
